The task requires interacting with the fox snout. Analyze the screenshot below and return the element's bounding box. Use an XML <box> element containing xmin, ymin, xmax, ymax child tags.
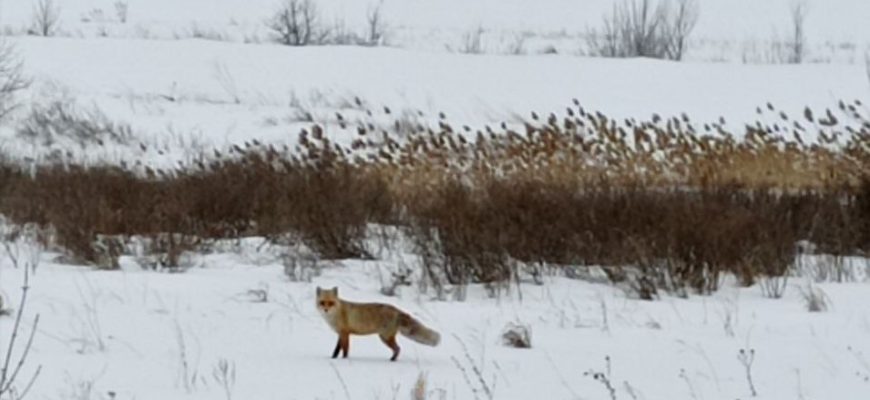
<box><xmin>318</xmin><ymin>299</ymin><xmax>337</xmax><ymax>313</ymax></box>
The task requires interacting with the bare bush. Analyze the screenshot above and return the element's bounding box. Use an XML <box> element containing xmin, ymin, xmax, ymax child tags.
<box><xmin>460</xmin><ymin>26</ymin><xmax>485</xmax><ymax>54</ymax></box>
<box><xmin>266</xmin><ymin>0</ymin><xmax>329</xmax><ymax>46</ymax></box>
<box><xmin>587</xmin><ymin>0</ymin><xmax>699</xmax><ymax>61</ymax></box>
<box><xmin>365</xmin><ymin>0</ymin><xmax>388</xmax><ymax>46</ymax></box>
<box><xmin>407</xmin><ymin>180</ymin><xmax>514</xmax><ymax>286</ymax></box>
<box><xmin>187</xmin><ymin>23</ymin><xmax>228</xmax><ymax>42</ymax></box>
<box><xmin>409</xmin><ymin>179</ymin><xmax>802</xmax><ymax>297</ymax></box>
<box><xmin>0</xmin><ymin>132</ymin><xmax>391</xmax><ymax>264</ymax></box>
<box><xmin>662</xmin><ymin>0</ymin><xmax>699</xmax><ymax>61</ymax></box>
<box><xmin>759</xmin><ymin>275</ymin><xmax>788</xmax><ymax>299</ymax></box>
<box><xmin>31</xmin><ymin>0</ymin><xmax>60</xmax><ymax>37</ymax></box>
<box><xmin>114</xmin><ymin>1</ymin><xmax>129</xmax><ymax>24</ymax></box>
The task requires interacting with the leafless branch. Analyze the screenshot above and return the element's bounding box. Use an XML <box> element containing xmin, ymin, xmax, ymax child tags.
<box><xmin>0</xmin><ymin>267</ymin><xmax>42</xmax><ymax>400</ymax></box>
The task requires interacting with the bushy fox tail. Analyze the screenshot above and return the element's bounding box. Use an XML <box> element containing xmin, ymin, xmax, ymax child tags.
<box><xmin>398</xmin><ymin>313</ymin><xmax>440</xmax><ymax>346</ymax></box>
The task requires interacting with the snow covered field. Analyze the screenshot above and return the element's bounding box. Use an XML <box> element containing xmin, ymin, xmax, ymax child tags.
<box><xmin>0</xmin><ymin>240</ymin><xmax>870</xmax><ymax>399</ymax></box>
<box><xmin>0</xmin><ymin>1</ymin><xmax>870</xmax><ymax>400</ymax></box>
<box><xmin>2</xmin><ymin>239</ymin><xmax>870</xmax><ymax>400</ymax></box>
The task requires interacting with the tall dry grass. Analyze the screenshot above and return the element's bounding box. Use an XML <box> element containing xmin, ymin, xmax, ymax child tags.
<box><xmin>1</xmin><ymin>100</ymin><xmax>869</xmax><ymax>296</ymax></box>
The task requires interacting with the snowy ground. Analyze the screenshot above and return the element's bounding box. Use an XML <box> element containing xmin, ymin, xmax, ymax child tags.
<box><xmin>2</xmin><ymin>239</ymin><xmax>870</xmax><ymax>400</ymax></box>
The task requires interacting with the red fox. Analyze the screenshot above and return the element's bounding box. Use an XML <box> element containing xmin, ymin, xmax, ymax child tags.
<box><xmin>315</xmin><ymin>287</ymin><xmax>441</xmax><ymax>361</ymax></box>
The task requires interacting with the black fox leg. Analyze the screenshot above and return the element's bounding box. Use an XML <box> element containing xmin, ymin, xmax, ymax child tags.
<box><xmin>331</xmin><ymin>337</ymin><xmax>342</xmax><ymax>358</ymax></box>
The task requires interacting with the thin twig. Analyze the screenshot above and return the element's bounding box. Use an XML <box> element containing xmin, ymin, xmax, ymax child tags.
<box><xmin>16</xmin><ymin>364</ymin><xmax>42</xmax><ymax>400</ymax></box>
<box><xmin>3</xmin><ymin>314</ymin><xmax>40</xmax><ymax>392</ymax></box>
<box><xmin>1</xmin><ymin>265</ymin><xmax>42</xmax><ymax>399</ymax></box>
<box><xmin>1</xmin><ymin>267</ymin><xmax>30</xmax><ymax>389</ymax></box>
<box><xmin>737</xmin><ymin>349</ymin><xmax>757</xmax><ymax>397</ymax></box>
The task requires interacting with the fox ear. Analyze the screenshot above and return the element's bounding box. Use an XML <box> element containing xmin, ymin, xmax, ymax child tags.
<box><xmin>332</xmin><ymin>286</ymin><xmax>338</xmax><ymax>295</ymax></box>
<box><xmin>316</xmin><ymin>287</ymin><xmax>321</xmax><ymax>295</ymax></box>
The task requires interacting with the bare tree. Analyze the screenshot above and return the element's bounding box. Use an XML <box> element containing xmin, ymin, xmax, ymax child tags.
<box><xmin>266</xmin><ymin>0</ymin><xmax>329</xmax><ymax>46</ymax></box>
<box><xmin>365</xmin><ymin>0</ymin><xmax>388</xmax><ymax>46</ymax></box>
<box><xmin>0</xmin><ymin>43</ymin><xmax>30</xmax><ymax>122</ymax></box>
<box><xmin>31</xmin><ymin>0</ymin><xmax>60</xmax><ymax>37</ymax></box>
<box><xmin>586</xmin><ymin>0</ymin><xmax>699</xmax><ymax>61</ymax></box>
<box><xmin>788</xmin><ymin>1</ymin><xmax>808</xmax><ymax>64</ymax></box>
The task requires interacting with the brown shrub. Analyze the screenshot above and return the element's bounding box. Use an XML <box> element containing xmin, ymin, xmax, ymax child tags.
<box><xmin>0</xmin><ymin>141</ymin><xmax>392</xmax><ymax>264</ymax></box>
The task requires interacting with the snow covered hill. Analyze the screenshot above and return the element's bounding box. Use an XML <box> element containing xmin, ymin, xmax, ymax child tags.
<box><xmin>1</xmin><ymin>36</ymin><xmax>867</xmax><ymax>167</ymax></box>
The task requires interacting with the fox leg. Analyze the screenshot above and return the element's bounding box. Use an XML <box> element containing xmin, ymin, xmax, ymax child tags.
<box><xmin>331</xmin><ymin>337</ymin><xmax>342</xmax><ymax>359</ymax></box>
<box><xmin>380</xmin><ymin>334</ymin><xmax>400</xmax><ymax>361</ymax></box>
<box><xmin>339</xmin><ymin>331</ymin><xmax>350</xmax><ymax>358</ymax></box>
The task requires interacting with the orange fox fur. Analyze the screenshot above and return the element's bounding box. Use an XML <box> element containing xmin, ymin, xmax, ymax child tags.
<box><xmin>315</xmin><ymin>287</ymin><xmax>440</xmax><ymax>361</ymax></box>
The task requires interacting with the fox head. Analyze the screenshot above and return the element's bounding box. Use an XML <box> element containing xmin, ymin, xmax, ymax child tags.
<box><xmin>315</xmin><ymin>286</ymin><xmax>340</xmax><ymax>315</ymax></box>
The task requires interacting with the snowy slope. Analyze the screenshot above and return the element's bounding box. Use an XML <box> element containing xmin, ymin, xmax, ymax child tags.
<box><xmin>3</xmin><ymin>36</ymin><xmax>868</xmax><ymax>167</ymax></box>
